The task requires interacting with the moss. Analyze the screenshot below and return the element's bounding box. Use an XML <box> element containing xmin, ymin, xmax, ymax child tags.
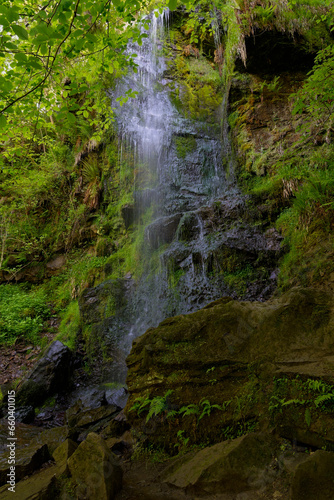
<box><xmin>57</xmin><ymin>301</ymin><xmax>81</xmax><ymax>351</ymax></box>
<box><xmin>175</xmin><ymin>136</ymin><xmax>197</xmax><ymax>159</ymax></box>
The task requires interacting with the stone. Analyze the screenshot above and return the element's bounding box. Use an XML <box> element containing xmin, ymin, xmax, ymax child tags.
<box><xmin>145</xmin><ymin>214</ymin><xmax>183</xmax><ymax>249</ymax></box>
<box><xmin>120</xmin><ymin>204</ymin><xmax>135</xmax><ymax>229</ymax></box>
<box><xmin>0</xmin><ymin>421</ymin><xmax>41</xmax><ymax>452</ymax></box>
<box><xmin>16</xmin><ymin>341</ymin><xmax>73</xmax><ymax>407</ymax></box>
<box><xmin>15</xmin><ymin>406</ymin><xmax>35</xmax><ymax>424</ymax></box>
<box><xmin>31</xmin><ymin>426</ymin><xmax>70</xmax><ymax>455</ymax></box>
<box><xmin>53</xmin><ymin>438</ymin><xmax>78</xmax><ymax>475</ymax></box>
<box><xmin>0</xmin><ymin>441</ymin><xmax>50</xmax><ymax>486</ymax></box>
<box><xmin>69</xmin><ymin>386</ymin><xmax>107</xmax><ymax>411</ymax></box>
<box><xmin>46</xmin><ymin>254</ymin><xmax>66</xmax><ymax>273</ymax></box>
<box><xmin>105</xmin><ymin>386</ymin><xmax>128</xmax><ymax>409</ymax></box>
<box><xmin>66</xmin><ymin>403</ymin><xmax>119</xmax><ymax>429</ymax></box>
<box><xmin>79</xmin><ymin>280</ymin><xmax>129</xmax><ymax>325</ymax></box>
<box><xmin>290</xmin><ymin>450</ymin><xmax>334</xmax><ymax>500</ymax></box>
<box><xmin>67</xmin><ymin>432</ymin><xmax>122</xmax><ymax>500</ymax></box>
<box><xmin>163</xmin><ymin>432</ymin><xmax>277</xmax><ymax>494</ymax></box>
<box><xmin>0</xmin><ymin>464</ymin><xmax>59</xmax><ymax>500</ymax></box>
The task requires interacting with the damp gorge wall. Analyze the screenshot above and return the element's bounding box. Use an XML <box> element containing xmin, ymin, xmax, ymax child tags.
<box><xmin>78</xmin><ymin>10</ymin><xmax>284</xmax><ymax>381</ymax></box>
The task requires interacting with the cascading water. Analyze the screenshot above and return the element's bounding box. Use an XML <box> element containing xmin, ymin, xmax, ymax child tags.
<box><xmin>93</xmin><ymin>11</ymin><xmax>280</xmax><ymax>382</ymax></box>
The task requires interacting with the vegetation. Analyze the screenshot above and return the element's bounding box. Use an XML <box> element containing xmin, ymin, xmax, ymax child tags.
<box><xmin>0</xmin><ymin>284</ymin><xmax>50</xmax><ymax>345</ymax></box>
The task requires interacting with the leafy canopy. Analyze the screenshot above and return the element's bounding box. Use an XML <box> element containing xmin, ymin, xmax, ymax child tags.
<box><xmin>0</xmin><ymin>0</ymin><xmax>150</xmax><ymax>149</ymax></box>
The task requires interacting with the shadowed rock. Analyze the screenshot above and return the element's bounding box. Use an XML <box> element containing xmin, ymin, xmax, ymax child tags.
<box><xmin>16</xmin><ymin>341</ymin><xmax>73</xmax><ymax>408</ymax></box>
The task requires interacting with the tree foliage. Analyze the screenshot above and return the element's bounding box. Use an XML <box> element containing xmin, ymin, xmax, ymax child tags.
<box><xmin>0</xmin><ymin>0</ymin><xmax>150</xmax><ymax>161</ymax></box>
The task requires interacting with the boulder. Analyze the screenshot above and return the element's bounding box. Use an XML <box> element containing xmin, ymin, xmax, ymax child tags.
<box><xmin>290</xmin><ymin>450</ymin><xmax>334</xmax><ymax>500</ymax></box>
<box><xmin>0</xmin><ymin>441</ymin><xmax>50</xmax><ymax>486</ymax></box>
<box><xmin>53</xmin><ymin>438</ymin><xmax>78</xmax><ymax>475</ymax></box>
<box><xmin>163</xmin><ymin>432</ymin><xmax>277</xmax><ymax>494</ymax></box>
<box><xmin>16</xmin><ymin>341</ymin><xmax>73</xmax><ymax>407</ymax></box>
<box><xmin>14</xmin><ymin>406</ymin><xmax>35</xmax><ymax>424</ymax></box>
<box><xmin>31</xmin><ymin>425</ymin><xmax>70</xmax><ymax>455</ymax></box>
<box><xmin>67</xmin><ymin>432</ymin><xmax>122</xmax><ymax>499</ymax></box>
<box><xmin>105</xmin><ymin>386</ymin><xmax>128</xmax><ymax>409</ymax></box>
<box><xmin>0</xmin><ymin>465</ymin><xmax>59</xmax><ymax>500</ymax></box>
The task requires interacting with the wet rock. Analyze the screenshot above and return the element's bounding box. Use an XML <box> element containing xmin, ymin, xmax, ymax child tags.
<box><xmin>120</xmin><ymin>204</ymin><xmax>135</xmax><ymax>229</ymax></box>
<box><xmin>16</xmin><ymin>341</ymin><xmax>73</xmax><ymax>408</ymax></box>
<box><xmin>290</xmin><ymin>450</ymin><xmax>334</xmax><ymax>500</ymax></box>
<box><xmin>145</xmin><ymin>213</ymin><xmax>183</xmax><ymax>249</ymax></box>
<box><xmin>0</xmin><ymin>421</ymin><xmax>41</xmax><ymax>452</ymax></box>
<box><xmin>0</xmin><ymin>441</ymin><xmax>50</xmax><ymax>486</ymax></box>
<box><xmin>163</xmin><ymin>432</ymin><xmax>278</xmax><ymax>494</ymax></box>
<box><xmin>66</xmin><ymin>403</ymin><xmax>119</xmax><ymax>442</ymax></box>
<box><xmin>105</xmin><ymin>386</ymin><xmax>128</xmax><ymax>409</ymax></box>
<box><xmin>102</xmin><ymin>412</ymin><xmax>131</xmax><ymax>440</ymax></box>
<box><xmin>126</xmin><ymin>287</ymin><xmax>334</xmax><ymax>449</ymax></box>
<box><xmin>0</xmin><ymin>465</ymin><xmax>59</xmax><ymax>500</ymax></box>
<box><xmin>67</xmin><ymin>432</ymin><xmax>122</xmax><ymax>499</ymax></box>
<box><xmin>134</xmin><ymin>188</ymin><xmax>159</xmax><ymax>211</ymax></box>
<box><xmin>79</xmin><ymin>280</ymin><xmax>130</xmax><ymax>325</ymax></box>
<box><xmin>15</xmin><ymin>406</ymin><xmax>35</xmax><ymax>424</ymax></box>
<box><xmin>69</xmin><ymin>386</ymin><xmax>107</xmax><ymax>411</ymax></box>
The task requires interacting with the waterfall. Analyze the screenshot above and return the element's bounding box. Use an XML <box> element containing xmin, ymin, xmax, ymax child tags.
<box><xmin>94</xmin><ymin>11</ymin><xmax>278</xmax><ymax>382</ymax></box>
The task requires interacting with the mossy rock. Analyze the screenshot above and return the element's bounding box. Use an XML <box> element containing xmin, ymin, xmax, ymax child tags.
<box><xmin>163</xmin><ymin>432</ymin><xmax>278</xmax><ymax>494</ymax></box>
<box><xmin>125</xmin><ymin>287</ymin><xmax>334</xmax><ymax>450</ymax></box>
<box><xmin>67</xmin><ymin>432</ymin><xmax>122</xmax><ymax>500</ymax></box>
<box><xmin>290</xmin><ymin>450</ymin><xmax>334</xmax><ymax>500</ymax></box>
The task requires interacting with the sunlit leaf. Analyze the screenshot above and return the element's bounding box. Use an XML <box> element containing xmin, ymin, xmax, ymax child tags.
<box><xmin>12</xmin><ymin>24</ymin><xmax>29</xmax><ymax>40</ymax></box>
<box><xmin>168</xmin><ymin>0</ymin><xmax>178</xmax><ymax>11</ymax></box>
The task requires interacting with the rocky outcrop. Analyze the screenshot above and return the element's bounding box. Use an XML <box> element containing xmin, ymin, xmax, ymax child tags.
<box><xmin>15</xmin><ymin>341</ymin><xmax>73</xmax><ymax>408</ymax></box>
<box><xmin>125</xmin><ymin>287</ymin><xmax>334</xmax><ymax>450</ymax></box>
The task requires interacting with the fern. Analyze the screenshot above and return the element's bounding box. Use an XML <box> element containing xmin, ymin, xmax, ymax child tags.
<box><xmin>146</xmin><ymin>390</ymin><xmax>173</xmax><ymax>423</ymax></box>
<box><xmin>198</xmin><ymin>398</ymin><xmax>223</xmax><ymax>421</ymax></box>
<box><xmin>179</xmin><ymin>403</ymin><xmax>200</xmax><ymax>418</ymax></box>
<box><xmin>314</xmin><ymin>393</ymin><xmax>334</xmax><ymax>408</ymax></box>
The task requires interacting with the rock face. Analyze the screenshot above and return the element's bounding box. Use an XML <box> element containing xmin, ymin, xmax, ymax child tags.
<box><xmin>125</xmin><ymin>287</ymin><xmax>334</xmax><ymax>450</ymax></box>
<box><xmin>16</xmin><ymin>341</ymin><xmax>73</xmax><ymax>407</ymax></box>
<box><xmin>67</xmin><ymin>432</ymin><xmax>122</xmax><ymax>500</ymax></box>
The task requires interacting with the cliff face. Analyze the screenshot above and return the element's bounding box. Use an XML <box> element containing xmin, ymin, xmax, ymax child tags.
<box><xmin>125</xmin><ymin>287</ymin><xmax>334</xmax><ymax>450</ymax></box>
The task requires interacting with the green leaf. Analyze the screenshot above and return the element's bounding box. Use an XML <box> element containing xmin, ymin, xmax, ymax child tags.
<box><xmin>40</xmin><ymin>44</ymin><xmax>48</xmax><ymax>56</ymax></box>
<box><xmin>0</xmin><ymin>114</ymin><xmax>7</xmax><ymax>128</ymax></box>
<box><xmin>168</xmin><ymin>0</ymin><xmax>178</xmax><ymax>11</ymax></box>
<box><xmin>0</xmin><ymin>15</ymin><xmax>9</xmax><ymax>27</ymax></box>
<box><xmin>28</xmin><ymin>59</ymin><xmax>43</xmax><ymax>70</ymax></box>
<box><xmin>4</xmin><ymin>41</ymin><xmax>19</xmax><ymax>50</ymax></box>
<box><xmin>305</xmin><ymin>408</ymin><xmax>312</xmax><ymax>428</ymax></box>
<box><xmin>12</xmin><ymin>24</ymin><xmax>29</xmax><ymax>40</ymax></box>
<box><xmin>14</xmin><ymin>52</ymin><xmax>28</xmax><ymax>63</ymax></box>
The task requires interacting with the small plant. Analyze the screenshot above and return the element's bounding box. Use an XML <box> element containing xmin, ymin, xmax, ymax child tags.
<box><xmin>0</xmin><ymin>284</ymin><xmax>50</xmax><ymax>345</ymax></box>
<box><xmin>129</xmin><ymin>390</ymin><xmax>174</xmax><ymax>423</ymax></box>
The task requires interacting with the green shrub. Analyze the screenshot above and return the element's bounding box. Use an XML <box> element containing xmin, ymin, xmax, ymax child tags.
<box><xmin>0</xmin><ymin>285</ymin><xmax>50</xmax><ymax>345</ymax></box>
